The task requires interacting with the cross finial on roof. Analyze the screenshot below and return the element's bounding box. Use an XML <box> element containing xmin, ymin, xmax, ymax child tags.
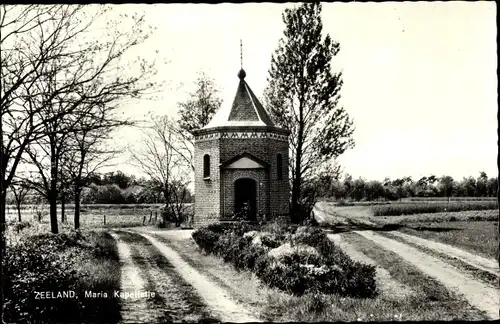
<box><xmin>238</xmin><ymin>39</ymin><xmax>246</xmax><ymax>80</ymax></box>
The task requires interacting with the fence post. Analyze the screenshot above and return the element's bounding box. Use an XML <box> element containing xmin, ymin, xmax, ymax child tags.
<box><xmin>149</xmin><ymin>210</ymin><xmax>152</xmax><ymax>223</ymax></box>
<box><xmin>104</xmin><ymin>214</ymin><xmax>106</xmax><ymax>225</ymax></box>
<box><xmin>155</xmin><ymin>211</ymin><xmax>158</xmax><ymax>223</ymax></box>
<box><xmin>143</xmin><ymin>214</ymin><xmax>146</xmax><ymax>225</ymax></box>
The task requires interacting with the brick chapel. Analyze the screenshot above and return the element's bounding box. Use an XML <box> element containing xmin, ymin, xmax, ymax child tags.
<box><xmin>192</xmin><ymin>68</ymin><xmax>290</xmax><ymax>227</ymax></box>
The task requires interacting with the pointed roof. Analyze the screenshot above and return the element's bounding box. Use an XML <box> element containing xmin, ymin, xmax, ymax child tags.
<box><xmin>203</xmin><ymin>69</ymin><xmax>275</xmax><ymax>129</ymax></box>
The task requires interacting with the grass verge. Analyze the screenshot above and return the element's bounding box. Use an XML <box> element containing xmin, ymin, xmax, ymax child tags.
<box><xmin>399</xmin><ymin>221</ymin><xmax>499</xmax><ymax>260</ymax></box>
<box><xmin>3</xmin><ymin>222</ymin><xmax>121</xmax><ymax>323</ymax></box>
<box><xmin>341</xmin><ymin>232</ymin><xmax>488</xmax><ymax>321</ymax></box>
<box><xmin>378</xmin><ymin>231</ymin><xmax>498</xmax><ymax>287</ymax></box>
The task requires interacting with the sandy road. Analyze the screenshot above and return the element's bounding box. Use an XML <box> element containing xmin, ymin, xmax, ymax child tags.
<box><xmin>389</xmin><ymin>231</ymin><xmax>499</xmax><ymax>277</ymax></box>
<box><xmin>133</xmin><ymin>231</ymin><xmax>261</xmax><ymax>323</ymax></box>
<box><xmin>327</xmin><ymin>233</ymin><xmax>416</xmax><ymax>300</ymax></box>
<box><xmin>356</xmin><ymin>230</ymin><xmax>500</xmax><ymax>320</ymax></box>
<box><xmin>108</xmin><ymin>232</ymin><xmax>150</xmax><ymax>324</ymax></box>
<box><xmin>111</xmin><ymin>229</ymin><xmax>260</xmax><ymax>323</ymax></box>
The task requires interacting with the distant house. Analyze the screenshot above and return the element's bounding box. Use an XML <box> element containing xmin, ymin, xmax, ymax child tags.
<box><xmin>192</xmin><ymin>68</ymin><xmax>290</xmax><ymax>227</ymax></box>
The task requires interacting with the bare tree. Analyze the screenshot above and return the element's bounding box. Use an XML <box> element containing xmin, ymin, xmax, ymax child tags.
<box><xmin>129</xmin><ymin>115</ymin><xmax>191</xmax><ymax>227</ymax></box>
<box><xmin>3</xmin><ymin>5</ymin><xmax>160</xmax><ymax>233</ymax></box>
<box><xmin>61</xmin><ymin>116</ymin><xmax>124</xmax><ymax>229</ymax></box>
<box><xmin>9</xmin><ymin>178</ymin><xmax>30</xmax><ymax>222</ymax></box>
<box><xmin>1</xmin><ymin>5</ymin><xmax>86</xmax><ymax>229</ymax></box>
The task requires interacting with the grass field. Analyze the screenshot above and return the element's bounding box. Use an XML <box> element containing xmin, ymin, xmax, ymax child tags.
<box><xmin>371</xmin><ymin>201</ymin><xmax>498</xmax><ymax>216</ymax></box>
<box><xmin>5</xmin><ymin>203</ymin><xmax>194</xmax><ymax>228</ymax></box>
<box><xmin>399</xmin><ymin>221</ymin><xmax>499</xmax><ymax>260</ymax></box>
<box><xmin>319</xmin><ymin>201</ymin><xmax>498</xmax><ymax>221</ymax></box>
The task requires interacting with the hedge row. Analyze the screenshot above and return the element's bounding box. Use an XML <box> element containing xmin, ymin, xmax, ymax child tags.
<box><xmin>192</xmin><ymin>222</ymin><xmax>377</xmax><ymax>297</ymax></box>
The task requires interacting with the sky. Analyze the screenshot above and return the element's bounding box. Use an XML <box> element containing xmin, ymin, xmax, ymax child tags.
<box><xmin>104</xmin><ymin>1</ymin><xmax>497</xmax><ymax>182</ymax></box>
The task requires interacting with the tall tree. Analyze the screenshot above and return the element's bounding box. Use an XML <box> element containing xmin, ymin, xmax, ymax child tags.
<box><xmin>6</xmin><ymin>5</ymin><xmax>158</xmax><ymax>234</ymax></box>
<box><xmin>264</xmin><ymin>2</ymin><xmax>354</xmax><ymax>222</ymax></box>
<box><xmin>177</xmin><ymin>71</ymin><xmax>221</xmax><ymax>135</ymax></box>
<box><xmin>176</xmin><ymin>71</ymin><xmax>221</xmax><ymax>172</ymax></box>
<box><xmin>1</xmin><ymin>5</ymin><xmax>87</xmax><ymax>230</ymax></box>
<box><xmin>60</xmin><ymin>119</ymin><xmax>122</xmax><ymax>229</ymax></box>
<box><xmin>439</xmin><ymin>175</ymin><xmax>455</xmax><ymax>200</ymax></box>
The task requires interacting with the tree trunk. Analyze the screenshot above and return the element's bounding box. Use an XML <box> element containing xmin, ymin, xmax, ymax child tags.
<box><xmin>61</xmin><ymin>199</ymin><xmax>65</xmax><ymax>223</ymax></box>
<box><xmin>291</xmin><ymin>122</ymin><xmax>304</xmax><ymax>224</ymax></box>
<box><xmin>49</xmin><ymin>188</ymin><xmax>59</xmax><ymax>234</ymax></box>
<box><xmin>0</xmin><ymin>190</ymin><xmax>6</xmax><ymax>231</ymax></box>
<box><xmin>0</xmin><ymin>188</ymin><xmax>5</xmax><ymax>324</ymax></box>
<box><xmin>74</xmin><ymin>188</ymin><xmax>81</xmax><ymax>230</ymax></box>
<box><xmin>17</xmin><ymin>202</ymin><xmax>22</xmax><ymax>222</ymax></box>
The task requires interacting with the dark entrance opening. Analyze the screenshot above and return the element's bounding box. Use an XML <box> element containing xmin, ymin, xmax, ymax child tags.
<box><xmin>234</xmin><ymin>178</ymin><xmax>257</xmax><ymax>221</ymax></box>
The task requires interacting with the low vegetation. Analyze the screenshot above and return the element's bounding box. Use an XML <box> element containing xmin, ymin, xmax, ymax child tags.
<box><xmin>374</xmin><ymin>210</ymin><xmax>498</xmax><ymax>225</ymax></box>
<box><xmin>340</xmin><ymin>232</ymin><xmax>488</xmax><ymax>321</ymax></box>
<box><xmin>400</xmin><ymin>221</ymin><xmax>499</xmax><ymax>260</ymax></box>
<box><xmin>3</xmin><ymin>223</ymin><xmax>121</xmax><ymax>323</ymax></box>
<box><xmin>156</xmin><ymin>223</ymin><xmax>489</xmax><ymax>321</ymax></box>
<box><xmin>191</xmin><ymin>222</ymin><xmax>377</xmax><ymax>297</ymax></box>
<box><xmin>371</xmin><ymin>201</ymin><xmax>498</xmax><ymax>216</ymax></box>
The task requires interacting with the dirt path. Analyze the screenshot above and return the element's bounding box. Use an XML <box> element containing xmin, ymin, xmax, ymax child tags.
<box><xmin>314</xmin><ymin>201</ymin><xmax>378</xmax><ymax>226</ymax></box>
<box><xmin>356</xmin><ymin>230</ymin><xmax>500</xmax><ymax>319</ymax></box>
<box><xmin>327</xmin><ymin>233</ymin><xmax>416</xmax><ymax>300</ymax></box>
<box><xmin>130</xmin><ymin>231</ymin><xmax>261</xmax><ymax>323</ymax></box>
<box><xmin>109</xmin><ymin>232</ymin><xmax>150</xmax><ymax>324</ymax></box>
<box><xmin>118</xmin><ymin>231</ymin><xmax>212</xmax><ymax>322</ymax></box>
<box><xmin>389</xmin><ymin>231</ymin><xmax>499</xmax><ymax>277</ymax></box>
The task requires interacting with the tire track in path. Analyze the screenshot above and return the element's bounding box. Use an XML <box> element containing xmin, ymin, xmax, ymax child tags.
<box><xmin>389</xmin><ymin>231</ymin><xmax>499</xmax><ymax>277</ymax></box>
<box><xmin>119</xmin><ymin>231</ymin><xmax>213</xmax><ymax>323</ymax></box>
<box><xmin>357</xmin><ymin>230</ymin><xmax>499</xmax><ymax>320</ymax></box>
<box><xmin>327</xmin><ymin>233</ymin><xmax>416</xmax><ymax>300</ymax></box>
<box><xmin>129</xmin><ymin>230</ymin><xmax>261</xmax><ymax>323</ymax></box>
<box><xmin>108</xmin><ymin>232</ymin><xmax>149</xmax><ymax>324</ymax></box>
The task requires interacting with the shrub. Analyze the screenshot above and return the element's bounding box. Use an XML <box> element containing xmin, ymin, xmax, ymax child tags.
<box><xmin>12</xmin><ymin>221</ymin><xmax>31</xmax><ymax>232</ymax></box>
<box><xmin>192</xmin><ymin>223</ymin><xmax>378</xmax><ymax>298</ymax></box>
<box><xmin>3</xmin><ymin>234</ymin><xmax>83</xmax><ymax>323</ymax></box>
<box><xmin>4</xmin><ymin>250</ymin><xmax>80</xmax><ymax>323</ymax></box>
<box><xmin>268</xmin><ymin>243</ymin><xmax>321</xmax><ymax>266</ymax></box>
<box><xmin>192</xmin><ymin>228</ymin><xmax>221</xmax><ymax>253</ymax></box>
<box><xmin>247</xmin><ymin>231</ymin><xmax>281</xmax><ymax>249</ymax></box>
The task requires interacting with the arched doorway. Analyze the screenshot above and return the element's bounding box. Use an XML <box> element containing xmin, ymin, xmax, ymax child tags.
<box><xmin>234</xmin><ymin>178</ymin><xmax>257</xmax><ymax>221</ymax></box>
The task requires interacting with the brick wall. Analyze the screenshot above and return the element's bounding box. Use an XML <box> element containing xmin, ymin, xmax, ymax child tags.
<box><xmin>193</xmin><ymin>128</ymin><xmax>290</xmax><ymax>227</ymax></box>
<box><xmin>268</xmin><ymin>139</ymin><xmax>290</xmax><ymax>218</ymax></box>
<box><xmin>193</xmin><ymin>138</ymin><xmax>220</xmax><ymax>227</ymax></box>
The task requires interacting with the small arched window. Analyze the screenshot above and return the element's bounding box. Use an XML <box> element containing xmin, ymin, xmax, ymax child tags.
<box><xmin>203</xmin><ymin>154</ymin><xmax>210</xmax><ymax>178</ymax></box>
<box><xmin>277</xmin><ymin>153</ymin><xmax>283</xmax><ymax>180</ymax></box>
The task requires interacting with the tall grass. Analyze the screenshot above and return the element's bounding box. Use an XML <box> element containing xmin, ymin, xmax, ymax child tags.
<box><xmin>371</xmin><ymin>201</ymin><xmax>498</xmax><ymax>216</ymax></box>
